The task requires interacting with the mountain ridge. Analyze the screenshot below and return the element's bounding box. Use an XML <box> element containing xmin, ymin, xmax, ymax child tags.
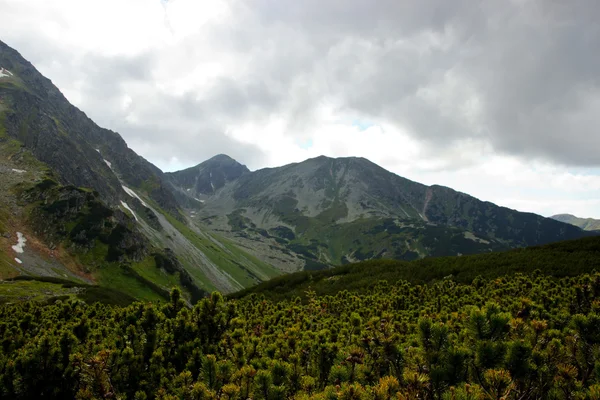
<box><xmin>551</xmin><ymin>213</ymin><xmax>600</xmax><ymax>231</ymax></box>
<box><xmin>170</xmin><ymin>153</ymin><xmax>593</xmax><ymax>271</ymax></box>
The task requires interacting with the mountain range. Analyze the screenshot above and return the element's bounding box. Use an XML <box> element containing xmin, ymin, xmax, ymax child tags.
<box><xmin>0</xmin><ymin>40</ymin><xmax>594</xmax><ymax>302</ymax></box>
<box><xmin>167</xmin><ymin>154</ymin><xmax>592</xmax><ymax>271</ymax></box>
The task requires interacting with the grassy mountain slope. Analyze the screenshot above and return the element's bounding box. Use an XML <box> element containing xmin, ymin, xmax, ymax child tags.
<box><xmin>551</xmin><ymin>213</ymin><xmax>600</xmax><ymax>231</ymax></box>
<box><xmin>229</xmin><ymin>235</ymin><xmax>600</xmax><ymax>302</ymax></box>
<box><xmin>0</xmin><ymin>133</ymin><xmax>193</xmax><ymax>302</ymax></box>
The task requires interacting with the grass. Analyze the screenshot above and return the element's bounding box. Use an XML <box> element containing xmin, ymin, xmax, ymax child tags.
<box><xmin>0</xmin><ymin>255</ymin><xmax>18</xmax><ymax>279</ymax></box>
<box><xmin>0</xmin><ymin>280</ymin><xmax>76</xmax><ymax>303</ymax></box>
<box><xmin>2</xmin><ymin>276</ymin><xmax>138</xmax><ymax>306</ymax></box>
<box><xmin>217</xmin><ymin>233</ymin><xmax>281</xmax><ymax>280</ymax></box>
<box><xmin>164</xmin><ymin>212</ymin><xmax>261</xmax><ymax>287</ymax></box>
<box><xmin>96</xmin><ymin>262</ymin><xmax>166</xmax><ymax>302</ymax></box>
<box><xmin>76</xmin><ymin>240</ymin><xmax>110</xmax><ymax>271</ymax></box>
<box><xmin>129</xmin><ymin>256</ymin><xmax>181</xmax><ymax>294</ymax></box>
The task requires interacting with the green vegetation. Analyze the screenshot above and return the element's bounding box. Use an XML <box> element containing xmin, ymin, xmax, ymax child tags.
<box><xmin>231</xmin><ymin>236</ymin><xmax>600</xmax><ymax>302</ymax></box>
<box><xmin>163</xmin><ymin>209</ymin><xmax>280</xmax><ymax>288</ymax></box>
<box><xmin>96</xmin><ymin>263</ymin><xmax>169</xmax><ymax>303</ymax></box>
<box><xmin>1</xmin><ymin>258</ymin><xmax>600</xmax><ymax>398</ymax></box>
<box><xmin>9</xmin><ymin>176</ymin><xmax>204</xmax><ymax>302</ymax></box>
<box><xmin>0</xmin><ymin>276</ymin><xmax>137</xmax><ymax>306</ymax></box>
<box><xmin>0</xmin><ymin>279</ymin><xmax>76</xmax><ymax>303</ymax></box>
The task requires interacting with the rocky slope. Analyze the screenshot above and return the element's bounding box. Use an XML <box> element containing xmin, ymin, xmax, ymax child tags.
<box><xmin>551</xmin><ymin>214</ymin><xmax>600</xmax><ymax>231</ymax></box>
<box><xmin>172</xmin><ymin>155</ymin><xmax>593</xmax><ymax>270</ymax></box>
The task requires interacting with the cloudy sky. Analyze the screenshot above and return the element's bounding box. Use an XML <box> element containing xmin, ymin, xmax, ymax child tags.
<box><xmin>1</xmin><ymin>0</ymin><xmax>600</xmax><ymax>218</ymax></box>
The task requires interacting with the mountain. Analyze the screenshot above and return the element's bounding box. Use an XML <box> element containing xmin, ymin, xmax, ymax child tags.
<box><xmin>0</xmin><ymin>39</ymin><xmax>593</xmax><ymax>304</ymax></box>
<box><xmin>167</xmin><ymin>154</ymin><xmax>249</xmax><ymax>197</ymax></box>
<box><xmin>171</xmin><ymin>155</ymin><xmax>593</xmax><ymax>270</ymax></box>
<box><xmin>0</xmin><ymin>42</ymin><xmax>180</xmax><ymax>215</ymax></box>
<box><xmin>0</xmin><ymin>40</ymin><xmax>280</xmax><ymax>301</ymax></box>
<box><xmin>165</xmin><ymin>154</ymin><xmax>249</xmax><ymax>208</ymax></box>
<box><xmin>551</xmin><ymin>213</ymin><xmax>600</xmax><ymax>231</ymax></box>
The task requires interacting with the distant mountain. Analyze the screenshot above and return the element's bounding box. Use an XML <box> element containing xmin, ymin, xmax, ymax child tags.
<box><xmin>0</xmin><ymin>40</ymin><xmax>280</xmax><ymax>301</ymax></box>
<box><xmin>166</xmin><ymin>154</ymin><xmax>249</xmax><ymax>200</ymax></box>
<box><xmin>170</xmin><ymin>154</ymin><xmax>593</xmax><ymax>270</ymax></box>
<box><xmin>551</xmin><ymin>214</ymin><xmax>600</xmax><ymax>231</ymax></box>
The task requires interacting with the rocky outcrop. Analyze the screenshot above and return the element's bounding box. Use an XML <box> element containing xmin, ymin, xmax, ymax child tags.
<box><xmin>22</xmin><ymin>178</ymin><xmax>149</xmax><ymax>263</ymax></box>
<box><xmin>166</xmin><ymin>154</ymin><xmax>250</xmax><ymax>197</ymax></box>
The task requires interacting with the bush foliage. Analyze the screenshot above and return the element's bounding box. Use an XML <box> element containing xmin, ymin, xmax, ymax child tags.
<box><xmin>1</xmin><ymin>266</ymin><xmax>600</xmax><ymax>399</ymax></box>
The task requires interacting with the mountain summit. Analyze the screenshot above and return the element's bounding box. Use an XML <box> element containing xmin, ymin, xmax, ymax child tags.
<box><xmin>166</xmin><ymin>154</ymin><xmax>249</xmax><ymax>198</ymax></box>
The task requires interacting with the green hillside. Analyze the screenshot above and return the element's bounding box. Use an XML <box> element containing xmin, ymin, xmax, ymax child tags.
<box><xmin>230</xmin><ymin>236</ymin><xmax>600</xmax><ymax>302</ymax></box>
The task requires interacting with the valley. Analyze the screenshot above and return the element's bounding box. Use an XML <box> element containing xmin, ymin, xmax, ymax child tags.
<box><xmin>0</xmin><ymin>38</ymin><xmax>597</xmax><ymax>305</ymax></box>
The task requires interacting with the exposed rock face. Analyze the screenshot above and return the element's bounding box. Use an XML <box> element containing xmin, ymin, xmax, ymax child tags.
<box><xmin>0</xmin><ymin>41</ymin><xmax>282</xmax><ymax>297</ymax></box>
<box><xmin>1</xmin><ymin>38</ymin><xmax>595</xmax><ymax>295</ymax></box>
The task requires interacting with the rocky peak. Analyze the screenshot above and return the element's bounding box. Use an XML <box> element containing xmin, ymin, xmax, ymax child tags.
<box><xmin>167</xmin><ymin>154</ymin><xmax>249</xmax><ymax>196</ymax></box>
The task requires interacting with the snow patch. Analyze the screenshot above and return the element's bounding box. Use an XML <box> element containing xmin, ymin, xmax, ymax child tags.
<box><xmin>11</xmin><ymin>169</ymin><xmax>26</xmax><ymax>173</ymax></box>
<box><xmin>11</xmin><ymin>232</ymin><xmax>26</xmax><ymax>253</ymax></box>
<box><xmin>122</xmin><ymin>185</ymin><xmax>147</xmax><ymax>206</ymax></box>
<box><xmin>0</xmin><ymin>68</ymin><xmax>13</xmax><ymax>78</ymax></box>
<box><xmin>209</xmin><ymin>172</ymin><xmax>215</xmax><ymax>191</ymax></box>
<box><xmin>14</xmin><ymin>258</ymin><xmax>22</xmax><ymax>264</ymax></box>
<box><xmin>194</xmin><ymin>198</ymin><xmax>205</xmax><ymax>203</ymax></box>
<box><xmin>120</xmin><ymin>201</ymin><xmax>138</xmax><ymax>221</ymax></box>
<box><xmin>95</xmin><ymin>149</ymin><xmax>101</xmax><ymax>153</ymax></box>
<box><xmin>186</xmin><ymin>188</ymin><xmax>191</xmax><ymax>192</ymax></box>
<box><xmin>103</xmin><ymin>159</ymin><xmax>112</xmax><ymax>169</ymax></box>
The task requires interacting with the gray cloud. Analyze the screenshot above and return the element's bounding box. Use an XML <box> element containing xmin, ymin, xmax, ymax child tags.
<box><xmin>1</xmin><ymin>0</ymin><xmax>599</xmax><ymax>170</ymax></box>
<box><xmin>211</xmin><ymin>0</ymin><xmax>600</xmax><ymax>165</ymax></box>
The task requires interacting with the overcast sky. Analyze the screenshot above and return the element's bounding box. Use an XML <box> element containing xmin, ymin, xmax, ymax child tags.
<box><xmin>1</xmin><ymin>0</ymin><xmax>600</xmax><ymax>218</ymax></box>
